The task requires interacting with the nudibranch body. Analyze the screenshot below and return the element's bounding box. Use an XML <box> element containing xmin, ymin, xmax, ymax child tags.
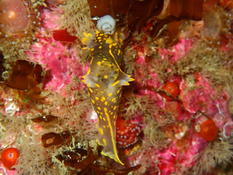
<box><xmin>82</xmin><ymin>30</ymin><xmax>134</xmax><ymax>165</ymax></box>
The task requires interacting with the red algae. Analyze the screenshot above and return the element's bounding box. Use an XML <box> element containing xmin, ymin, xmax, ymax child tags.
<box><xmin>53</xmin><ymin>29</ymin><xmax>77</xmax><ymax>42</ymax></box>
<box><xmin>0</xmin><ymin>0</ymin><xmax>31</xmax><ymax>36</ymax></box>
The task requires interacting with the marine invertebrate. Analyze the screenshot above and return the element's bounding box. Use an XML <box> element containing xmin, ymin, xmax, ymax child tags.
<box><xmin>31</xmin><ymin>115</ymin><xmax>58</xmax><ymax>123</ymax></box>
<box><xmin>195</xmin><ymin>118</ymin><xmax>219</xmax><ymax>142</ymax></box>
<box><xmin>41</xmin><ymin>131</ymin><xmax>71</xmax><ymax>148</ymax></box>
<box><xmin>0</xmin><ymin>1</ymin><xmax>232</xmax><ymax>175</ymax></box>
<box><xmin>96</xmin><ymin>15</ymin><xmax>116</xmax><ymax>34</ymax></box>
<box><xmin>82</xmin><ymin>30</ymin><xmax>134</xmax><ymax>164</ymax></box>
<box><xmin>0</xmin><ymin>0</ymin><xmax>46</xmax><ymax>67</ymax></box>
<box><xmin>5</xmin><ymin>60</ymin><xmax>43</xmax><ymax>90</ymax></box>
<box><xmin>116</xmin><ymin>117</ymin><xmax>142</xmax><ymax>148</ymax></box>
<box><xmin>159</xmin><ymin>80</ymin><xmax>181</xmax><ymax>101</ymax></box>
<box><xmin>1</xmin><ymin>147</ymin><xmax>20</xmax><ymax>170</ymax></box>
<box><xmin>0</xmin><ymin>0</ymin><xmax>32</xmax><ymax>37</ymax></box>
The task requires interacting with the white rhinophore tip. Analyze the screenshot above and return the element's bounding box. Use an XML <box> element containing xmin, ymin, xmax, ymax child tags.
<box><xmin>97</xmin><ymin>15</ymin><xmax>116</xmax><ymax>34</ymax></box>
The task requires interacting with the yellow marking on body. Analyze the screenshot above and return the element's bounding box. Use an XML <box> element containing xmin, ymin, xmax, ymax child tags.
<box><xmin>104</xmin><ymin>108</ymin><xmax>124</xmax><ymax>165</ymax></box>
<box><xmin>106</xmin><ymin>41</ymin><xmax>134</xmax><ymax>86</ymax></box>
<box><xmin>106</xmin><ymin>37</ymin><xmax>113</xmax><ymax>44</ymax></box>
<box><xmin>117</xmin><ymin>49</ymin><xmax>121</xmax><ymax>55</ymax></box>
<box><xmin>95</xmin><ymin>83</ymin><xmax>100</xmax><ymax>88</ymax></box>
<box><xmin>108</xmin><ymin>93</ymin><xmax>113</xmax><ymax>97</ymax></box>
<box><xmin>89</xmin><ymin>88</ymin><xmax>93</xmax><ymax>93</ymax></box>
<box><xmin>104</xmin><ymin>107</ymin><xmax>108</xmax><ymax>112</ymax></box>
<box><xmin>97</xmin><ymin>106</ymin><xmax>101</xmax><ymax>110</ymax></box>
<box><xmin>98</xmin><ymin>45</ymin><xmax>102</xmax><ymax>49</ymax></box>
<box><xmin>91</xmin><ymin>99</ymin><xmax>95</xmax><ymax>104</ymax></box>
<box><xmin>104</xmin><ymin>75</ymin><xmax>108</xmax><ymax>79</ymax></box>
<box><xmin>129</xmin><ymin>77</ymin><xmax>135</xmax><ymax>81</ymax></box>
<box><xmin>104</xmin><ymin>101</ymin><xmax>108</xmax><ymax>106</ymax></box>
<box><xmin>102</xmin><ymin>138</ymin><xmax>107</xmax><ymax>146</ymax></box>
<box><xmin>97</xmin><ymin>61</ymin><xmax>101</xmax><ymax>65</ymax></box>
<box><xmin>112</xmin><ymin>80</ymin><xmax>120</xmax><ymax>87</ymax></box>
<box><xmin>86</xmin><ymin>69</ymin><xmax>91</xmax><ymax>75</ymax></box>
<box><xmin>116</xmin><ymin>89</ymin><xmax>121</xmax><ymax>94</ymax></box>
<box><xmin>95</xmin><ymin>97</ymin><xmax>99</xmax><ymax>100</ymax></box>
<box><xmin>122</xmin><ymin>82</ymin><xmax>130</xmax><ymax>86</ymax></box>
<box><xmin>111</xmin><ymin>98</ymin><xmax>116</xmax><ymax>103</ymax></box>
<box><xmin>98</xmin><ymin>128</ymin><xmax>104</xmax><ymax>135</ymax></box>
<box><xmin>81</xmin><ymin>32</ymin><xmax>93</xmax><ymax>45</ymax></box>
<box><xmin>113</xmin><ymin>106</ymin><xmax>117</xmax><ymax>110</ymax></box>
<box><xmin>90</xmin><ymin>48</ymin><xmax>94</xmax><ymax>51</ymax></box>
<box><xmin>101</xmin><ymin>97</ymin><xmax>106</xmax><ymax>102</ymax></box>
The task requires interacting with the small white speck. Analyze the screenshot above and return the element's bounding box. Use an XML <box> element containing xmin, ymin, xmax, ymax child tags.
<box><xmin>90</xmin><ymin>110</ymin><xmax>98</xmax><ymax>120</ymax></box>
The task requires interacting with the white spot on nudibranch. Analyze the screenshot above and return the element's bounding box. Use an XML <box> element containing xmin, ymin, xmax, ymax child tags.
<box><xmin>90</xmin><ymin>110</ymin><xmax>98</xmax><ymax>120</ymax></box>
<box><xmin>97</xmin><ymin>15</ymin><xmax>116</xmax><ymax>34</ymax></box>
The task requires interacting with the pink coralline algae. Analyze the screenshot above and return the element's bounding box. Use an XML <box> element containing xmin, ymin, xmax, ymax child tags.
<box><xmin>180</xmin><ymin>73</ymin><xmax>218</xmax><ymax>115</ymax></box>
<box><xmin>137</xmin><ymin>89</ymin><xmax>165</xmax><ymax>109</ymax></box>
<box><xmin>157</xmin><ymin>134</ymin><xmax>207</xmax><ymax>175</ymax></box>
<box><xmin>27</xmin><ymin>36</ymin><xmax>87</xmax><ymax>94</ymax></box>
<box><xmin>178</xmin><ymin>134</ymin><xmax>207</xmax><ymax>168</ymax></box>
<box><xmin>26</xmin><ymin>7</ymin><xmax>87</xmax><ymax>94</ymax></box>
<box><xmin>134</xmin><ymin>56</ymin><xmax>162</xmax><ymax>91</ymax></box>
<box><xmin>0</xmin><ymin>163</ymin><xmax>16</xmax><ymax>175</ymax></box>
<box><xmin>41</xmin><ymin>8</ymin><xmax>62</xmax><ymax>31</ymax></box>
<box><xmin>158</xmin><ymin>39</ymin><xmax>193</xmax><ymax>62</ymax></box>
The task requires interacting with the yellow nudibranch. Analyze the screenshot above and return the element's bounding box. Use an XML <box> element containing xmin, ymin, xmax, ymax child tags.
<box><xmin>82</xmin><ymin>30</ymin><xmax>134</xmax><ymax>165</ymax></box>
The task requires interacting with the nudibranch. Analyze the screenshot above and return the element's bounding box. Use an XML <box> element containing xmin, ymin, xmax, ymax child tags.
<box><xmin>82</xmin><ymin>16</ymin><xmax>134</xmax><ymax>165</ymax></box>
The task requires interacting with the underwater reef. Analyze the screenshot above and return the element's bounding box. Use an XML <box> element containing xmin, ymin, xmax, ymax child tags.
<box><xmin>0</xmin><ymin>0</ymin><xmax>233</xmax><ymax>175</ymax></box>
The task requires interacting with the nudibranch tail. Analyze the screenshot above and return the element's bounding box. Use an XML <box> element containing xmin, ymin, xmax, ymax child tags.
<box><xmin>82</xmin><ymin>19</ymin><xmax>133</xmax><ymax>164</ymax></box>
<box><xmin>97</xmin><ymin>106</ymin><xmax>124</xmax><ymax>165</ymax></box>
